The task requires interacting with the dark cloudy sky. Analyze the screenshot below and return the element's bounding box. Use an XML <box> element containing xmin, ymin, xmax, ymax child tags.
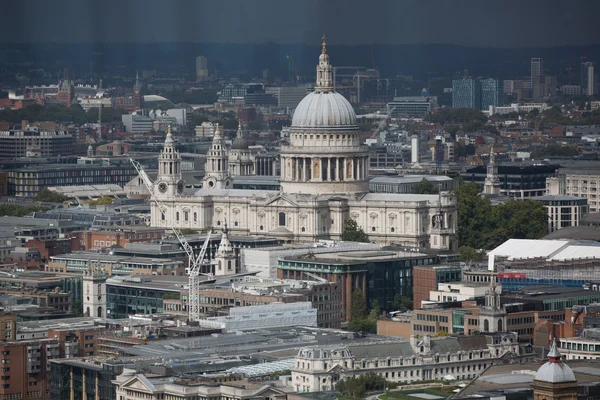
<box><xmin>2</xmin><ymin>0</ymin><xmax>599</xmax><ymax>47</ymax></box>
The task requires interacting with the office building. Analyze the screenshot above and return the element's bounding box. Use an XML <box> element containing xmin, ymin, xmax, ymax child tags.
<box><xmin>581</xmin><ymin>62</ymin><xmax>596</xmax><ymax>96</ymax></box>
<box><xmin>461</xmin><ymin>163</ymin><xmax>557</xmax><ymax>198</ymax></box>
<box><xmin>386</xmin><ymin>96</ymin><xmax>438</xmax><ymax>117</ymax></box>
<box><xmin>0</xmin><ymin>128</ymin><xmax>74</xmax><ymax>158</ymax></box>
<box><xmin>412</xmin><ymin>264</ymin><xmax>462</xmax><ymax>309</ymax></box>
<box><xmin>531</xmin><ymin>58</ymin><xmax>543</xmax><ymax>85</ymax></box>
<box><xmin>560</xmin><ymin>85</ymin><xmax>582</xmax><ymax>96</ymax></box>
<box><xmin>369</xmin><ymin>175</ymin><xmax>458</xmax><ymax>194</ymax></box>
<box><xmin>292</xmin><ymin>331</ymin><xmax>529</xmax><ymax>392</ymax></box>
<box><xmin>531</xmin><ymin>195</ymin><xmax>589</xmax><ymax>233</ymax></box>
<box><xmin>277</xmin><ymin>249</ymin><xmax>439</xmax><ymax>320</ymax></box>
<box><xmin>452</xmin><ymin>79</ymin><xmax>481</xmax><ymax>109</ymax></box>
<box><xmin>6</xmin><ymin>163</ymin><xmax>137</xmax><ymax>197</ymax></box>
<box><xmin>121</xmin><ymin>114</ymin><xmax>153</xmax><ymax>133</ymax></box>
<box><xmin>547</xmin><ymin>166</ymin><xmax>600</xmax><ymax>213</ymax></box>
<box><xmin>195</xmin><ymin>121</ymin><xmax>215</xmax><ymax>137</ymax></box>
<box><xmin>265</xmin><ymin>86</ymin><xmax>309</xmax><ymax>108</ymax></box>
<box><xmin>480</xmin><ymin>78</ymin><xmax>503</xmax><ymax>110</ymax></box>
<box><xmin>195</xmin><ymin>56</ymin><xmax>208</xmax><ymax>82</ymax></box>
<box><xmin>47</xmin><ymin>252</ymin><xmax>185</xmax><ymax>275</ymax></box>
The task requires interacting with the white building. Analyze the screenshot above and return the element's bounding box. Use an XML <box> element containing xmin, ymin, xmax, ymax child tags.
<box><xmin>200</xmin><ymin>302</ymin><xmax>317</xmax><ymax>332</ymax></box>
<box><xmin>291</xmin><ymin>332</ymin><xmax>523</xmax><ymax>392</ymax></box>
<box><xmin>82</xmin><ymin>263</ymin><xmax>108</xmax><ymax>318</ymax></box>
<box><xmin>115</xmin><ymin>372</ymin><xmax>286</xmax><ymax>400</ymax></box>
<box><xmin>0</xmin><ymin>229</ymin><xmax>16</xmax><ymax>261</ymax></box>
<box><xmin>195</xmin><ymin>121</ymin><xmax>215</xmax><ymax>137</ymax></box>
<box><xmin>241</xmin><ymin>241</ymin><xmax>380</xmax><ymax>277</ymax></box>
<box><xmin>487</xmin><ymin>103</ymin><xmax>550</xmax><ymax>116</ymax></box>
<box><xmin>425</xmin><ymin>282</ymin><xmax>494</xmax><ymax>305</ymax></box>
<box><xmin>150</xmin><ymin>39</ymin><xmax>457</xmax><ymax>248</ymax></box>
<box><xmin>559</xmin><ymin>329</ymin><xmax>600</xmax><ymax>360</ymax></box>
<box><xmin>122</xmin><ymin>114</ymin><xmax>153</xmax><ymax>133</ymax></box>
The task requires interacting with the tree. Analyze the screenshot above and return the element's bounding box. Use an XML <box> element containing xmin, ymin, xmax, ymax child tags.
<box><xmin>336</xmin><ymin>373</ymin><xmax>386</xmax><ymax>398</ymax></box>
<box><xmin>454</xmin><ymin>182</ymin><xmax>548</xmax><ymax>250</ymax></box>
<box><xmin>369</xmin><ymin>299</ymin><xmax>381</xmax><ymax>320</ymax></box>
<box><xmin>35</xmin><ymin>188</ymin><xmax>67</xmax><ymax>203</ymax></box>
<box><xmin>72</xmin><ymin>300</ymin><xmax>83</xmax><ymax>317</ymax></box>
<box><xmin>458</xmin><ymin>245</ymin><xmax>487</xmax><ymax>262</ymax></box>
<box><xmin>350</xmin><ymin>289</ymin><xmax>367</xmax><ymax>320</ymax></box>
<box><xmin>411</xmin><ymin>178</ymin><xmax>439</xmax><ymax>194</ymax></box>
<box><xmin>348</xmin><ymin>290</ymin><xmax>376</xmax><ymax>333</ymax></box>
<box><xmin>0</xmin><ymin>204</ymin><xmax>48</xmax><ymax>217</ymax></box>
<box><xmin>392</xmin><ymin>294</ymin><xmax>413</xmax><ymax>312</ymax></box>
<box><xmin>342</xmin><ymin>219</ymin><xmax>370</xmax><ymax>243</ymax></box>
<box><xmin>88</xmin><ymin>196</ymin><xmax>114</xmax><ymax>205</ymax></box>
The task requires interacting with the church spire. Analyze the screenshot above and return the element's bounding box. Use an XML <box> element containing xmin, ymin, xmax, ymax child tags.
<box><xmin>321</xmin><ymin>34</ymin><xmax>327</xmax><ymax>55</ymax></box>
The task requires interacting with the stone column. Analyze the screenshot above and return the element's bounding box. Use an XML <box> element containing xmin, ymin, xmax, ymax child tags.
<box><xmin>295</xmin><ymin>158</ymin><xmax>300</xmax><ymax>181</ymax></box>
<box><xmin>301</xmin><ymin>158</ymin><xmax>306</xmax><ymax>182</ymax></box>
<box><xmin>335</xmin><ymin>158</ymin><xmax>340</xmax><ymax>181</ymax></box>
<box><xmin>325</xmin><ymin>158</ymin><xmax>330</xmax><ymax>181</ymax></box>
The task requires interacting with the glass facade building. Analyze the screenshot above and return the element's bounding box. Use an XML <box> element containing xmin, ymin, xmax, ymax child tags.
<box><xmin>480</xmin><ymin>79</ymin><xmax>503</xmax><ymax>110</ymax></box>
<box><xmin>452</xmin><ymin>79</ymin><xmax>481</xmax><ymax>109</ymax></box>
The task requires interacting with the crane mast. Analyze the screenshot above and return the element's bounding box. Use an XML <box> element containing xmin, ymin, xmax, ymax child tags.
<box><xmin>129</xmin><ymin>158</ymin><xmax>211</xmax><ymax>322</ymax></box>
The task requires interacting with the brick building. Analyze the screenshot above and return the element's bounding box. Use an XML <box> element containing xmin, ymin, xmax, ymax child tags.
<box><xmin>24</xmin><ymin>237</ymin><xmax>75</xmax><ymax>262</ymax></box>
<box><xmin>412</xmin><ymin>264</ymin><xmax>462</xmax><ymax>309</ymax></box>
<box><xmin>72</xmin><ymin>228</ymin><xmax>164</xmax><ymax>251</ymax></box>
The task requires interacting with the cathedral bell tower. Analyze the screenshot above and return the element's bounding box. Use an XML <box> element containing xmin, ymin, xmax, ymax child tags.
<box><xmin>204</xmin><ymin>123</ymin><xmax>232</xmax><ymax>189</ymax></box>
<box><xmin>214</xmin><ymin>220</ymin><xmax>237</xmax><ymax>275</ymax></box>
<box><xmin>531</xmin><ymin>339</ymin><xmax>578</xmax><ymax>400</ymax></box>
<box><xmin>156</xmin><ymin>126</ymin><xmax>184</xmax><ymax>197</ymax></box>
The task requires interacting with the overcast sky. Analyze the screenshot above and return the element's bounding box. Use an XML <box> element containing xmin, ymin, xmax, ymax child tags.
<box><xmin>3</xmin><ymin>0</ymin><xmax>599</xmax><ymax>47</ymax></box>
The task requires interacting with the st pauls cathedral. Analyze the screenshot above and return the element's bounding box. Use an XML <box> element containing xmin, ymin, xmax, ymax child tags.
<box><xmin>150</xmin><ymin>38</ymin><xmax>457</xmax><ymax>249</ymax></box>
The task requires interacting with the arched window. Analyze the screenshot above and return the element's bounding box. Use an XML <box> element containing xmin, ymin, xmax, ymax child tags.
<box><xmin>86</xmin><ymin>307</ymin><xmax>90</xmax><ymax>316</ymax></box>
<box><xmin>97</xmin><ymin>306</ymin><xmax>102</xmax><ymax>316</ymax></box>
<box><xmin>498</xmin><ymin>319</ymin><xmax>503</xmax><ymax>332</ymax></box>
<box><xmin>176</xmin><ymin>212</ymin><xmax>179</xmax><ymax>221</ymax></box>
<box><xmin>184</xmin><ymin>211</ymin><xmax>189</xmax><ymax>222</ymax></box>
<box><xmin>194</xmin><ymin>212</ymin><xmax>197</xmax><ymax>222</ymax></box>
<box><xmin>279</xmin><ymin>212</ymin><xmax>286</xmax><ymax>226</ymax></box>
<box><xmin>228</xmin><ymin>260</ymin><xmax>232</xmax><ymax>271</ymax></box>
<box><xmin>484</xmin><ymin>320</ymin><xmax>490</xmax><ymax>332</ymax></box>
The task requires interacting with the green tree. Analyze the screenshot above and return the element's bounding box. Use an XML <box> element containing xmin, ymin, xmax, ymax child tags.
<box><xmin>336</xmin><ymin>373</ymin><xmax>386</xmax><ymax>398</ymax></box>
<box><xmin>369</xmin><ymin>299</ymin><xmax>381</xmax><ymax>320</ymax></box>
<box><xmin>454</xmin><ymin>182</ymin><xmax>493</xmax><ymax>249</ymax></box>
<box><xmin>72</xmin><ymin>300</ymin><xmax>83</xmax><ymax>317</ymax></box>
<box><xmin>88</xmin><ymin>196</ymin><xmax>114</xmax><ymax>205</ymax></box>
<box><xmin>0</xmin><ymin>204</ymin><xmax>48</xmax><ymax>217</ymax></box>
<box><xmin>411</xmin><ymin>178</ymin><xmax>440</xmax><ymax>194</ymax></box>
<box><xmin>458</xmin><ymin>245</ymin><xmax>487</xmax><ymax>262</ymax></box>
<box><xmin>350</xmin><ymin>289</ymin><xmax>367</xmax><ymax>320</ymax></box>
<box><xmin>35</xmin><ymin>188</ymin><xmax>67</xmax><ymax>203</ymax></box>
<box><xmin>391</xmin><ymin>294</ymin><xmax>413</xmax><ymax>312</ymax></box>
<box><xmin>342</xmin><ymin>219</ymin><xmax>370</xmax><ymax>243</ymax></box>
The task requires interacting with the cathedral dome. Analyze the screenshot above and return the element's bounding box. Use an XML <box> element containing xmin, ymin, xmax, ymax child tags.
<box><xmin>534</xmin><ymin>339</ymin><xmax>576</xmax><ymax>383</ymax></box>
<box><xmin>291</xmin><ymin>91</ymin><xmax>357</xmax><ymax>129</ymax></box>
<box><xmin>231</xmin><ymin>136</ymin><xmax>249</xmax><ymax>150</ymax></box>
<box><xmin>291</xmin><ymin>35</ymin><xmax>357</xmax><ymax>130</ymax></box>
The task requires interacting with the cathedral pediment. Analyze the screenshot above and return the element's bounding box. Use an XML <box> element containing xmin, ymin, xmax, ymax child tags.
<box><xmin>265</xmin><ymin>194</ymin><xmax>299</xmax><ymax>207</ymax></box>
<box><xmin>120</xmin><ymin>375</ymin><xmax>156</xmax><ymax>393</ymax></box>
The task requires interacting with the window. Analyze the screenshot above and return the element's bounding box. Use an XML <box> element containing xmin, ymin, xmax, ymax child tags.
<box><xmin>279</xmin><ymin>212</ymin><xmax>286</xmax><ymax>226</ymax></box>
<box><xmin>193</xmin><ymin>212</ymin><xmax>197</xmax><ymax>222</ymax></box>
<box><xmin>176</xmin><ymin>212</ymin><xmax>179</xmax><ymax>221</ymax></box>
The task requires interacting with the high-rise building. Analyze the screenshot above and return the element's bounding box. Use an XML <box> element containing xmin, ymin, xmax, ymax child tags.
<box><xmin>581</xmin><ymin>62</ymin><xmax>596</xmax><ymax>96</ymax></box>
<box><xmin>196</xmin><ymin>56</ymin><xmax>208</xmax><ymax>82</ymax></box>
<box><xmin>480</xmin><ymin>78</ymin><xmax>503</xmax><ymax>110</ymax></box>
<box><xmin>452</xmin><ymin>79</ymin><xmax>481</xmax><ymax>109</ymax></box>
<box><xmin>531</xmin><ymin>58</ymin><xmax>543</xmax><ymax>84</ymax></box>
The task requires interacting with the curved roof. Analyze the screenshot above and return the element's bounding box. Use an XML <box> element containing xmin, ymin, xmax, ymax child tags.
<box><xmin>291</xmin><ymin>91</ymin><xmax>356</xmax><ymax>129</ymax></box>
<box><xmin>231</xmin><ymin>136</ymin><xmax>249</xmax><ymax>150</ymax></box>
<box><xmin>535</xmin><ymin>340</ymin><xmax>576</xmax><ymax>383</ymax></box>
<box><xmin>143</xmin><ymin>95</ymin><xmax>175</xmax><ymax>108</ymax></box>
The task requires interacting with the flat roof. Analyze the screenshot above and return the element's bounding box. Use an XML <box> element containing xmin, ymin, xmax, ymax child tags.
<box><xmin>370</xmin><ymin>175</ymin><xmax>453</xmax><ymax>184</ymax></box>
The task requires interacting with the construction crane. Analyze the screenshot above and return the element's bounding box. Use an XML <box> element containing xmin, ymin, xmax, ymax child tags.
<box><xmin>129</xmin><ymin>158</ymin><xmax>212</xmax><ymax>322</ymax></box>
<box><xmin>97</xmin><ymin>79</ymin><xmax>103</xmax><ymax>140</ymax></box>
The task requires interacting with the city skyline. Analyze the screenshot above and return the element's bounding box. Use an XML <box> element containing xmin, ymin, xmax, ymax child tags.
<box><xmin>2</xmin><ymin>0</ymin><xmax>600</xmax><ymax>47</ymax></box>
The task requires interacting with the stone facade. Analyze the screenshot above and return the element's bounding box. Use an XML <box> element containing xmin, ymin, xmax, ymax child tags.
<box><xmin>291</xmin><ymin>332</ymin><xmax>525</xmax><ymax>393</ymax></box>
<box><xmin>149</xmin><ymin>43</ymin><xmax>457</xmax><ymax>248</ymax></box>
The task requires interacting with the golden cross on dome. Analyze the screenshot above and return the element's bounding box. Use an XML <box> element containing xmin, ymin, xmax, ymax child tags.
<box><xmin>216</xmin><ymin>123</ymin><xmax>219</xmax><ymax>131</ymax></box>
<box><xmin>321</xmin><ymin>35</ymin><xmax>327</xmax><ymax>54</ymax></box>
